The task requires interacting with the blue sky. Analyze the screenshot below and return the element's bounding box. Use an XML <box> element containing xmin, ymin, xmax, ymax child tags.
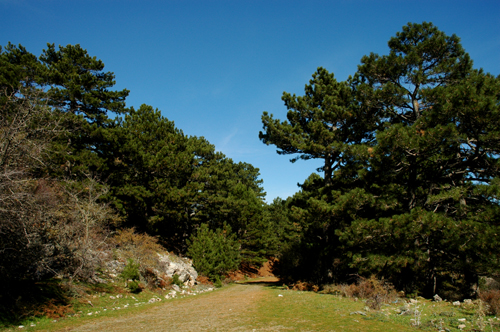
<box><xmin>2</xmin><ymin>0</ymin><xmax>499</xmax><ymax>202</ymax></box>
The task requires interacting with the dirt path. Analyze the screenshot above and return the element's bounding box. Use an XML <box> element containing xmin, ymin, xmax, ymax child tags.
<box><xmin>63</xmin><ymin>278</ymin><xmax>279</xmax><ymax>332</ymax></box>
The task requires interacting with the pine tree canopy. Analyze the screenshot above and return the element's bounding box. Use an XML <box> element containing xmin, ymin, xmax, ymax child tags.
<box><xmin>262</xmin><ymin>22</ymin><xmax>500</xmax><ymax>297</ymax></box>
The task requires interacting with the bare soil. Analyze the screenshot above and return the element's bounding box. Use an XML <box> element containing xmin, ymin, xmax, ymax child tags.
<box><xmin>58</xmin><ymin>277</ymin><xmax>280</xmax><ymax>332</ymax></box>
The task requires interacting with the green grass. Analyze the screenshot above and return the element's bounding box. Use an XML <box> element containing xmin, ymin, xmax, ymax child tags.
<box><xmin>251</xmin><ymin>283</ymin><xmax>500</xmax><ymax>332</ymax></box>
<box><xmin>252</xmin><ymin>284</ymin><xmax>410</xmax><ymax>331</ymax></box>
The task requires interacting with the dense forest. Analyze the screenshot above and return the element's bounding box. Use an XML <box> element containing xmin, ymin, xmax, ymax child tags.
<box><xmin>1</xmin><ymin>22</ymin><xmax>499</xmax><ymax>306</ymax></box>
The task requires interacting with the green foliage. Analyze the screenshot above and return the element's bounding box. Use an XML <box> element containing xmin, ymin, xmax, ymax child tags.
<box><xmin>171</xmin><ymin>274</ymin><xmax>183</xmax><ymax>288</ymax></box>
<box><xmin>127</xmin><ymin>280</ymin><xmax>142</xmax><ymax>293</ymax></box>
<box><xmin>213</xmin><ymin>276</ymin><xmax>223</xmax><ymax>288</ymax></box>
<box><xmin>187</xmin><ymin>223</ymin><xmax>240</xmax><ymax>281</ymax></box>
<box><xmin>121</xmin><ymin>259</ymin><xmax>141</xmax><ymax>281</ymax></box>
<box><xmin>263</xmin><ymin>22</ymin><xmax>500</xmax><ymax>297</ymax></box>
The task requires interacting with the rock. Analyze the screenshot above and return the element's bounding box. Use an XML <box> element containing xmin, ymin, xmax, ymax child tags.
<box><xmin>463</xmin><ymin>299</ymin><xmax>472</xmax><ymax>304</ymax></box>
<box><xmin>171</xmin><ymin>284</ymin><xmax>181</xmax><ymax>292</ymax></box>
<box><xmin>458</xmin><ymin>318</ymin><xmax>466</xmax><ymax>322</ymax></box>
<box><xmin>433</xmin><ymin>294</ymin><xmax>442</xmax><ymax>302</ymax></box>
<box><xmin>350</xmin><ymin>311</ymin><xmax>367</xmax><ymax>316</ymax></box>
<box><xmin>452</xmin><ymin>301</ymin><xmax>461</xmax><ymax>306</ymax></box>
<box><xmin>458</xmin><ymin>324</ymin><xmax>466</xmax><ymax>329</ymax></box>
<box><xmin>157</xmin><ymin>254</ymin><xmax>198</xmax><ymax>286</ymax></box>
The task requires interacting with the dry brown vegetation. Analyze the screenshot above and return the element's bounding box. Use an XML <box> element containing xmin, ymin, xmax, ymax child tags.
<box><xmin>479</xmin><ymin>289</ymin><xmax>500</xmax><ymax>315</ymax></box>
<box><xmin>319</xmin><ymin>275</ymin><xmax>398</xmax><ymax>310</ymax></box>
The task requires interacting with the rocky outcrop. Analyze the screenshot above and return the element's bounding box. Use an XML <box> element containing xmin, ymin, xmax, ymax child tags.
<box><xmin>157</xmin><ymin>254</ymin><xmax>198</xmax><ymax>286</ymax></box>
<box><xmin>101</xmin><ymin>253</ymin><xmax>198</xmax><ymax>288</ymax></box>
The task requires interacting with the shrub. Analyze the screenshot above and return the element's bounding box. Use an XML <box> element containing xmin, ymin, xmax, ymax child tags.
<box><xmin>187</xmin><ymin>223</ymin><xmax>240</xmax><ymax>281</ymax></box>
<box><xmin>478</xmin><ymin>289</ymin><xmax>500</xmax><ymax>315</ymax></box>
<box><xmin>321</xmin><ymin>276</ymin><xmax>397</xmax><ymax>310</ymax></box>
<box><xmin>171</xmin><ymin>274</ymin><xmax>183</xmax><ymax>288</ymax></box>
<box><xmin>112</xmin><ymin>228</ymin><xmax>170</xmax><ymax>288</ymax></box>
<box><xmin>121</xmin><ymin>259</ymin><xmax>141</xmax><ymax>281</ymax></box>
<box><xmin>112</xmin><ymin>228</ymin><xmax>167</xmax><ymax>266</ymax></box>
<box><xmin>127</xmin><ymin>280</ymin><xmax>144</xmax><ymax>294</ymax></box>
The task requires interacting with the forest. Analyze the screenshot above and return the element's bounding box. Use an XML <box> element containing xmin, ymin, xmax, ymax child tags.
<box><xmin>1</xmin><ymin>22</ymin><xmax>499</xmax><ymax>313</ymax></box>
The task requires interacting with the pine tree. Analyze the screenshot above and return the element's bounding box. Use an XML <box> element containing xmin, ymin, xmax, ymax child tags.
<box><xmin>262</xmin><ymin>22</ymin><xmax>500</xmax><ymax>296</ymax></box>
<box><xmin>187</xmin><ymin>223</ymin><xmax>240</xmax><ymax>281</ymax></box>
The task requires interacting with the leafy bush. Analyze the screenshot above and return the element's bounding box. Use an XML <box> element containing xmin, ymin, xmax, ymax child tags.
<box><xmin>121</xmin><ymin>258</ymin><xmax>141</xmax><ymax>281</ymax></box>
<box><xmin>187</xmin><ymin>223</ymin><xmax>240</xmax><ymax>281</ymax></box>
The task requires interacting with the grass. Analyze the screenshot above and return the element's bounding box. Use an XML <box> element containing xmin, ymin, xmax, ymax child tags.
<box><xmin>2</xmin><ymin>278</ymin><xmax>500</xmax><ymax>331</ymax></box>
<box><xmin>250</xmin><ymin>283</ymin><xmax>500</xmax><ymax>331</ymax></box>
<box><xmin>1</xmin><ymin>282</ymin><xmax>215</xmax><ymax>331</ymax></box>
<box><xmin>252</xmin><ymin>283</ymin><xmax>410</xmax><ymax>331</ymax></box>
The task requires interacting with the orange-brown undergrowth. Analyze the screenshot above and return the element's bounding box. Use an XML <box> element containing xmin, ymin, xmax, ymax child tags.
<box><xmin>35</xmin><ymin>299</ymin><xmax>74</xmax><ymax>319</ymax></box>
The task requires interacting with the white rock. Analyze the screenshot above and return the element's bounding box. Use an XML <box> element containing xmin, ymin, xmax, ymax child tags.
<box><xmin>458</xmin><ymin>324</ymin><xmax>466</xmax><ymax>329</ymax></box>
<box><xmin>278</xmin><ymin>294</ymin><xmax>283</xmax><ymax>297</ymax></box>
<box><xmin>453</xmin><ymin>301</ymin><xmax>461</xmax><ymax>306</ymax></box>
<box><xmin>458</xmin><ymin>318</ymin><xmax>466</xmax><ymax>322</ymax></box>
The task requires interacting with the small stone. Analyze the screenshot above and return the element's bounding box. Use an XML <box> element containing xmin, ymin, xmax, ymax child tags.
<box><xmin>453</xmin><ymin>301</ymin><xmax>461</xmax><ymax>306</ymax></box>
<box><xmin>278</xmin><ymin>294</ymin><xmax>283</xmax><ymax>297</ymax></box>
<box><xmin>458</xmin><ymin>318</ymin><xmax>466</xmax><ymax>322</ymax></box>
<box><xmin>18</xmin><ymin>326</ymin><xmax>24</xmax><ymax>329</ymax></box>
<box><xmin>458</xmin><ymin>324</ymin><xmax>466</xmax><ymax>329</ymax></box>
<box><xmin>433</xmin><ymin>294</ymin><xmax>442</xmax><ymax>302</ymax></box>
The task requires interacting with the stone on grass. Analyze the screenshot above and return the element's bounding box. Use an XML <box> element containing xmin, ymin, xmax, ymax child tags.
<box><xmin>433</xmin><ymin>294</ymin><xmax>442</xmax><ymax>302</ymax></box>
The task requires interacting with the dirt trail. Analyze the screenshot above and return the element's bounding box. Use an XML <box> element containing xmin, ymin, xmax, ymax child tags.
<box><xmin>63</xmin><ymin>278</ymin><xmax>279</xmax><ymax>332</ymax></box>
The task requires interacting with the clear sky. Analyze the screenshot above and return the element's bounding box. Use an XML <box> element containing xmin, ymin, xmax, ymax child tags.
<box><xmin>2</xmin><ymin>0</ymin><xmax>499</xmax><ymax>202</ymax></box>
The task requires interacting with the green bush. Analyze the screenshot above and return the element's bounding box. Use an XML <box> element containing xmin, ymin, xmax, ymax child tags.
<box><xmin>121</xmin><ymin>258</ymin><xmax>141</xmax><ymax>281</ymax></box>
<box><xmin>127</xmin><ymin>280</ymin><xmax>142</xmax><ymax>293</ymax></box>
<box><xmin>171</xmin><ymin>274</ymin><xmax>183</xmax><ymax>288</ymax></box>
<box><xmin>187</xmin><ymin>223</ymin><xmax>240</xmax><ymax>281</ymax></box>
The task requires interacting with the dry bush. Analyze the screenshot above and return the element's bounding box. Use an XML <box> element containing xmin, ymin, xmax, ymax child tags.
<box><xmin>321</xmin><ymin>276</ymin><xmax>397</xmax><ymax>310</ymax></box>
<box><xmin>112</xmin><ymin>228</ymin><xmax>169</xmax><ymax>288</ymax></box>
<box><xmin>0</xmin><ymin>85</ymin><xmax>119</xmax><ymax>285</ymax></box>
<box><xmin>35</xmin><ymin>299</ymin><xmax>74</xmax><ymax>319</ymax></box>
<box><xmin>49</xmin><ymin>178</ymin><xmax>118</xmax><ymax>281</ymax></box>
<box><xmin>291</xmin><ymin>281</ymin><xmax>319</xmax><ymax>292</ymax></box>
<box><xmin>479</xmin><ymin>289</ymin><xmax>500</xmax><ymax>315</ymax></box>
<box><xmin>196</xmin><ymin>275</ymin><xmax>213</xmax><ymax>285</ymax></box>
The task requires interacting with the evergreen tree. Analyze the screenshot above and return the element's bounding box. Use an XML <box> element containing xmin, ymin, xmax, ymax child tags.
<box><xmin>262</xmin><ymin>22</ymin><xmax>500</xmax><ymax>296</ymax></box>
<box><xmin>187</xmin><ymin>223</ymin><xmax>240</xmax><ymax>281</ymax></box>
<box><xmin>260</xmin><ymin>67</ymin><xmax>378</xmax><ymax>186</ymax></box>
